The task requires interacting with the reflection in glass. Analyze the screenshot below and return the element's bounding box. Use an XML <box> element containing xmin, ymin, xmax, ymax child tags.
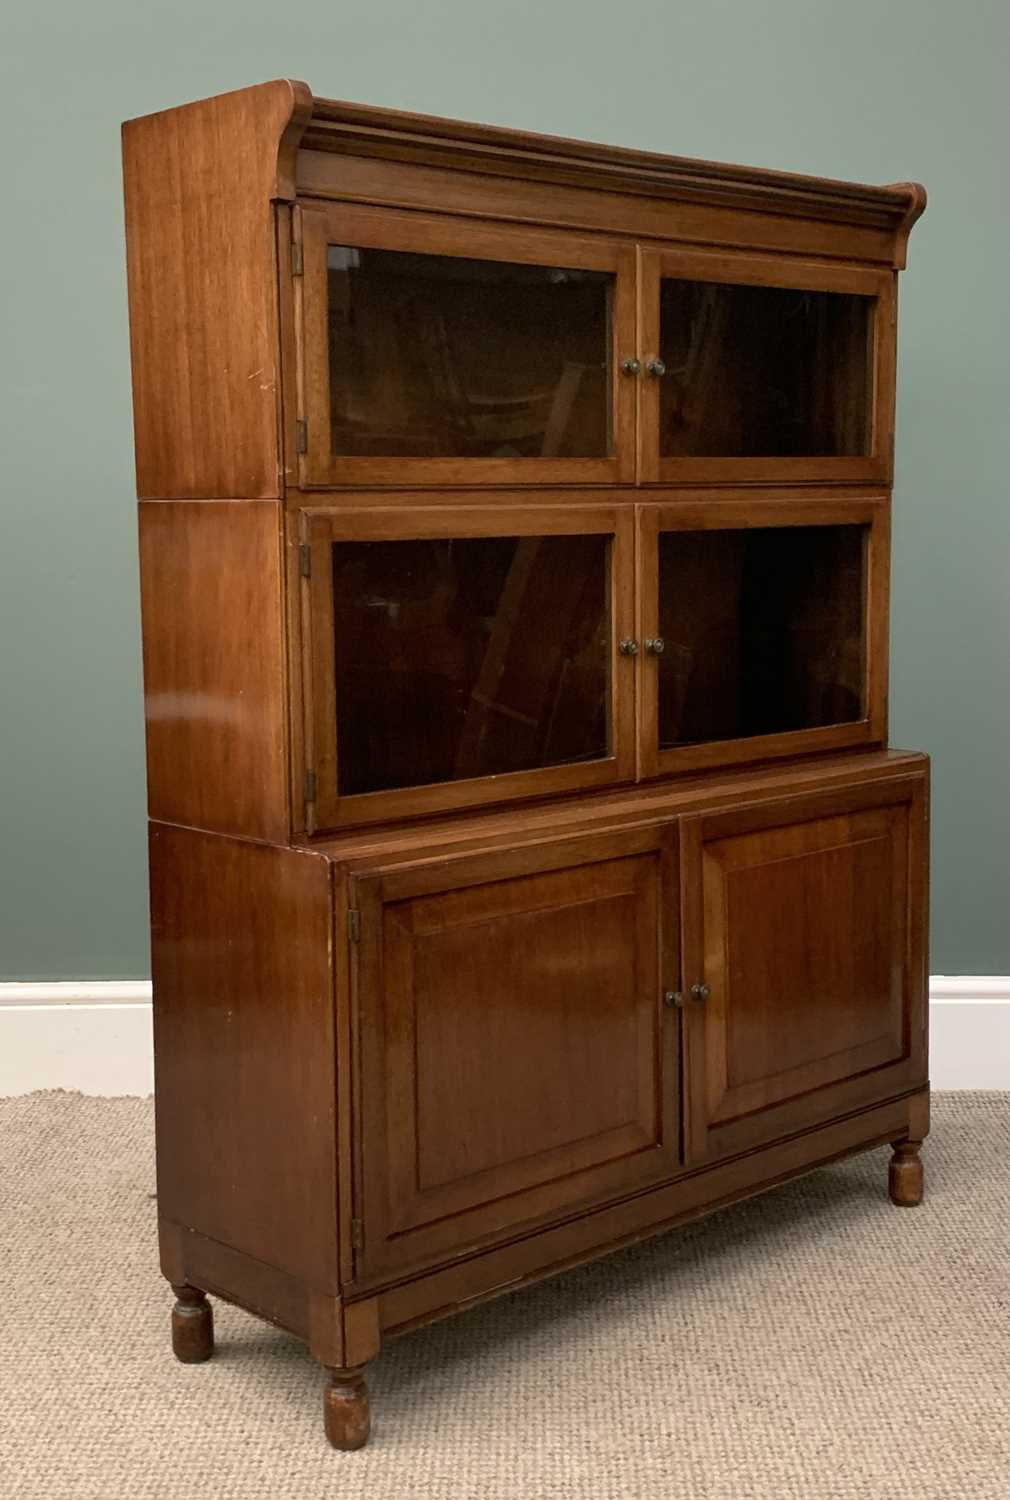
<box><xmin>327</xmin><ymin>246</ymin><xmax>614</xmax><ymax>458</ymax></box>
<box><xmin>657</xmin><ymin>526</ymin><xmax>866</xmax><ymax>748</ymax></box>
<box><xmin>659</xmin><ymin>280</ymin><xmax>872</xmax><ymax>457</ymax></box>
<box><xmin>333</xmin><ymin>536</ymin><xmax>611</xmax><ymax>796</ymax></box>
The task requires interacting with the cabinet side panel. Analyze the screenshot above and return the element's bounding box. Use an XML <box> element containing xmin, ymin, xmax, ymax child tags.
<box><xmin>138</xmin><ymin>500</ymin><xmax>289</xmax><ymax>841</ymax></box>
<box><xmin>122</xmin><ymin>80</ymin><xmax>308</xmax><ymax>499</ymax></box>
<box><xmin>150</xmin><ymin>825</ymin><xmax>337</xmax><ymax>1292</ymax></box>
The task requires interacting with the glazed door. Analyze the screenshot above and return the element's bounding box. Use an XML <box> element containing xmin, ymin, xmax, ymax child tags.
<box><xmin>301</xmin><ymin>503</ymin><xmax>636</xmax><ymax>831</ymax></box>
<box><xmin>351</xmin><ymin>827</ymin><xmax>682</xmax><ymax>1282</ymax></box>
<box><xmin>637</xmin><ymin>497</ymin><xmax>889</xmax><ymax>781</ymax></box>
<box><xmin>637</xmin><ymin>247</ymin><xmax>894</xmax><ymax>486</ymax></box>
<box><xmin>295</xmin><ymin>202</ymin><xmax>637</xmax><ymax>488</ymax></box>
<box><xmin>680</xmin><ymin>777</ymin><xmax>928</xmax><ymax>1164</ymax></box>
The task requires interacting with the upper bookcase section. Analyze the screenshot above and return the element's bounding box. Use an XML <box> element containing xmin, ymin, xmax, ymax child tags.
<box><xmin>122</xmin><ymin>80</ymin><xmax>925</xmax><ymax>501</ymax></box>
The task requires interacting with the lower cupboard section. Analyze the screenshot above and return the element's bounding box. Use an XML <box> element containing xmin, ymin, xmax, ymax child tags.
<box><xmin>348</xmin><ymin>766</ymin><xmax>928</xmax><ymax>1283</ymax></box>
<box><xmin>148</xmin><ymin>756</ymin><xmax>929</xmax><ymax>1361</ymax></box>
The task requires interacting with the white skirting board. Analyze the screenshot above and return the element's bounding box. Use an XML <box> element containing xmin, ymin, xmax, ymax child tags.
<box><xmin>0</xmin><ymin>978</ymin><xmax>1007</xmax><ymax>1097</ymax></box>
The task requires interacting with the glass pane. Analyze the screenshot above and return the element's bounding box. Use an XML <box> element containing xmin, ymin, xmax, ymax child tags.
<box><xmin>327</xmin><ymin>246</ymin><xmax>613</xmax><ymax>458</ymax></box>
<box><xmin>332</xmin><ymin>535</ymin><xmax>611</xmax><ymax>796</ymax></box>
<box><xmin>659</xmin><ymin>280</ymin><xmax>872</xmax><ymax>457</ymax></box>
<box><xmin>657</xmin><ymin>526</ymin><xmax>865</xmax><ymax>748</ymax></box>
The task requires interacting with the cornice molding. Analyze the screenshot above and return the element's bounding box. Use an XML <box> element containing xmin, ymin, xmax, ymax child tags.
<box><xmin>300</xmin><ymin>91</ymin><xmax>925</xmax><ymax>253</ymax></box>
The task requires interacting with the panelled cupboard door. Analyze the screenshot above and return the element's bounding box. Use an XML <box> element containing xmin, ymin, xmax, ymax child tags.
<box><xmin>637</xmin><ymin>247</ymin><xmax>895</xmax><ymax>486</ymax></box>
<box><xmin>351</xmin><ymin>827</ymin><xmax>683</xmax><ymax>1282</ymax></box>
<box><xmin>295</xmin><ymin>202</ymin><xmax>637</xmax><ymax>489</ymax></box>
<box><xmin>679</xmin><ymin>775</ymin><xmax>928</xmax><ymax>1164</ymax></box>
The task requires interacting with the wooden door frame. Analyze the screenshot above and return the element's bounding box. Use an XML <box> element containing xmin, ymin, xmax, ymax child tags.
<box><xmin>347</xmin><ymin>823</ymin><xmax>683</xmax><ymax>1286</ymax></box>
<box><xmin>679</xmin><ymin>773</ymin><xmax>928</xmax><ymax>1165</ymax></box>
<box><xmin>637</xmin><ymin>244</ymin><xmax>895</xmax><ymax>486</ymax></box>
<box><xmin>300</xmin><ymin>500</ymin><xmax>637</xmax><ymax>832</ymax></box>
<box><xmin>294</xmin><ymin>200</ymin><xmax>638</xmax><ymax>490</ymax></box>
<box><xmin>636</xmin><ymin>493</ymin><xmax>890</xmax><ymax>782</ymax></box>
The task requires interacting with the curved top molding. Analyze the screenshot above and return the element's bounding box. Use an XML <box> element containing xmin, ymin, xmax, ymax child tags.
<box><xmin>298</xmin><ymin>88</ymin><xmax>926</xmax><ymax>258</ymax></box>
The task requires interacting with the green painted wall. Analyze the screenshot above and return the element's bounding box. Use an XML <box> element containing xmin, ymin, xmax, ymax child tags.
<box><xmin>1</xmin><ymin>0</ymin><xmax>1007</xmax><ymax>977</ymax></box>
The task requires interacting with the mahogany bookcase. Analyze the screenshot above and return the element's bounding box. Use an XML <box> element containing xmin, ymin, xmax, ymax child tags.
<box><xmin>122</xmin><ymin>80</ymin><xmax>928</xmax><ymax>1449</ymax></box>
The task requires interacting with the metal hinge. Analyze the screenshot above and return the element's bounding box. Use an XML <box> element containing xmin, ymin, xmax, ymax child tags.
<box><xmin>299</xmin><ymin>542</ymin><xmax>312</xmax><ymax>578</ymax></box>
<box><xmin>290</xmin><ymin>241</ymin><xmax>304</xmax><ymax>276</ymax></box>
<box><xmin>347</xmin><ymin>908</ymin><xmax>361</xmax><ymax>944</ymax></box>
<box><xmin>304</xmin><ymin>769</ymin><xmax>317</xmax><ymax>805</ymax></box>
<box><xmin>295</xmin><ymin>419</ymin><xmax>308</xmax><ymax>454</ymax></box>
<box><xmin>350</xmin><ymin>1217</ymin><xmax>364</xmax><ymax>1251</ymax></box>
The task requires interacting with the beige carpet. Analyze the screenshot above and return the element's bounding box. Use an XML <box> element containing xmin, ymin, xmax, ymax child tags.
<box><xmin>0</xmin><ymin>1092</ymin><xmax>1006</xmax><ymax>1500</ymax></box>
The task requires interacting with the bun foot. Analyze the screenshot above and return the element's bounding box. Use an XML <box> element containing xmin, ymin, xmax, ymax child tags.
<box><xmin>171</xmin><ymin>1283</ymin><xmax>214</xmax><ymax>1362</ymax></box>
<box><xmin>889</xmin><ymin>1141</ymin><xmax>924</xmax><ymax>1207</ymax></box>
<box><xmin>324</xmin><ymin>1366</ymin><xmax>370</xmax><ymax>1450</ymax></box>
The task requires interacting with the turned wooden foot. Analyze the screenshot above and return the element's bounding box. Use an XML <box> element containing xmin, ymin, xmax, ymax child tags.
<box><xmin>323</xmin><ymin>1365</ymin><xmax>370</xmax><ymax>1450</ymax></box>
<box><xmin>170</xmin><ymin>1283</ymin><xmax>214</xmax><ymax>1362</ymax></box>
<box><xmin>889</xmin><ymin>1140</ymin><xmax>924</xmax><ymax>1207</ymax></box>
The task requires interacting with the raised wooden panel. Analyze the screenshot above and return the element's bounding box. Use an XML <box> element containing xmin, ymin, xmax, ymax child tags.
<box><xmin>149</xmin><ymin>826</ymin><xmax>337</xmax><ymax>1291</ymax></box>
<box><xmin>123</xmin><ymin>80</ymin><xmax>310</xmax><ymax>499</ymax></box>
<box><xmin>353</xmin><ymin>827</ymin><xmax>682</xmax><ymax>1281</ymax></box>
<box><xmin>706</xmin><ymin>805</ymin><xmax>906</xmax><ymax>1109</ymax></box>
<box><xmin>138</xmin><ymin>501</ymin><xmax>289</xmax><ymax>841</ymax></box>
<box><xmin>681</xmin><ymin>774</ymin><xmax>928</xmax><ymax>1162</ymax></box>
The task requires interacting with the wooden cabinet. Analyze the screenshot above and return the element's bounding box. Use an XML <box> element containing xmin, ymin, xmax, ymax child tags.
<box><xmin>123</xmin><ymin>79</ymin><xmax>929</xmax><ymax>1452</ymax></box>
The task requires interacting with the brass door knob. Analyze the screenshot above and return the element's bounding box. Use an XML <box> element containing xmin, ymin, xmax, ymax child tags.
<box><xmin>621</xmin><ymin>357</ymin><xmax>641</xmax><ymax>376</ymax></box>
<box><xmin>663</xmin><ymin>990</ymin><xmax>684</xmax><ymax>1008</ymax></box>
<box><xmin>690</xmin><ymin>982</ymin><xmax>710</xmax><ymax>1002</ymax></box>
<box><xmin>618</xmin><ymin>638</ymin><xmax>640</xmax><ymax>656</ymax></box>
<box><xmin>646</xmin><ymin>357</ymin><xmax>667</xmax><ymax>377</ymax></box>
<box><xmin>645</xmin><ymin>637</ymin><xmax>665</xmax><ymax>655</ymax></box>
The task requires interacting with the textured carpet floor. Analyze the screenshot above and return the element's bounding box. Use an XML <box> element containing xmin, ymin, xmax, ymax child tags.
<box><xmin>0</xmin><ymin>1092</ymin><xmax>1006</xmax><ymax>1500</ymax></box>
